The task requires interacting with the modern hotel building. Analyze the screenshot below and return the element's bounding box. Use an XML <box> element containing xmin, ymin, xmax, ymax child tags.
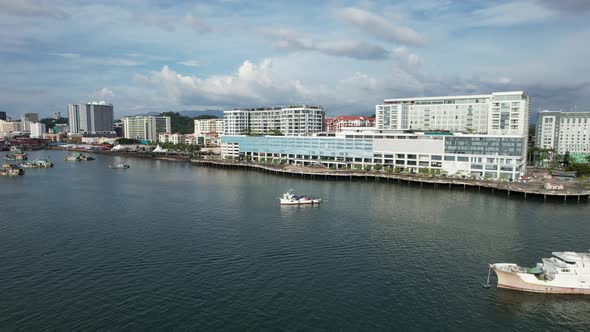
<box><xmin>221</xmin><ymin>92</ymin><xmax>530</xmax><ymax>179</ymax></box>
<box><xmin>536</xmin><ymin>111</ymin><xmax>590</xmax><ymax>162</ymax></box>
<box><xmin>223</xmin><ymin>105</ymin><xmax>325</xmax><ymax>136</ymax></box>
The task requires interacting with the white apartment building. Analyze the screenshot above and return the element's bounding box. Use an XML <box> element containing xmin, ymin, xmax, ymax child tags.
<box><xmin>194</xmin><ymin>118</ymin><xmax>224</xmax><ymax>135</ymax></box>
<box><xmin>376</xmin><ymin>91</ymin><xmax>530</xmax><ymax>136</ymax></box>
<box><xmin>30</xmin><ymin>122</ymin><xmax>46</xmax><ymax>138</ymax></box>
<box><xmin>536</xmin><ymin>111</ymin><xmax>590</xmax><ymax>155</ymax></box>
<box><xmin>158</xmin><ymin>133</ymin><xmax>186</xmax><ymax>144</ymax></box>
<box><xmin>68</xmin><ymin>102</ymin><xmax>114</xmax><ymax>133</ymax></box>
<box><xmin>223</xmin><ymin>105</ymin><xmax>325</xmax><ymax>136</ymax></box>
<box><xmin>123</xmin><ymin>116</ymin><xmax>171</xmax><ymax>142</ymax></box>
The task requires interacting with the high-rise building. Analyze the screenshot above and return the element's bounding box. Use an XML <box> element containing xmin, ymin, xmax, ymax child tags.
<box><xmin>122</xmin><ymin>116</ymin><xmax>171</xmax><ymax>142</ymax></box>
<box><xmin>67</xmin><ymin>102</ymin><xmax>114</xmax><ymax>133</ymax></box>
<box><xmin>30</xmin><ymin>122</ymin><xmax>46</xmax><ymax>138</ymax></box>
<box><xmin>53</xmin><ymin>112</ymin><xmax>61</xmax><ymax>119</ymax></box>
<box><xmin>0</xmin><ymin>111</ymin><xmax>6</xmax><ymax>121</ymax></box>
<box><xmin>536</xmin><ymin>111</ymin><xmax>590</xmax><ymax>161</ymax></box>
<box><xmin>22</xmin><ymin>113</ymin><xmax>39</xmax><ymax>123</ymax></box>
<box><xmin>223</xmin><ymin>105</ymin><xmax>325</xmax><ymax>136</ymax></box>
<box><xmin>376</xmin><ymin>91</ymin><xmax>530</xmax><ymax>136</ymax></box>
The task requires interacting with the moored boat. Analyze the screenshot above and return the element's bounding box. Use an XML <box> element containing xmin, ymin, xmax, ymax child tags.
<box><xmin>65</xmin><ymin>153</ymin><xmax>81</xmax><ymax>161</ymax></box>
<box><xmin>80</xmin><ymin>154</ymin><xmax>95</xmax><ymax>161</ymax></box>
<box><xmin>19</xmin><ymin>159</ymin><xmax>54</xmax><ymax>168</ymax></box>
<box><xmin>490</xmin><ymin>251</ymin><xmax>590</xmax><ymax>294</ymax></box>
<box><xmin>1</xmin><ymin>163</ymin><xmax>25</xmax><ymax>176</ymax></box>
<box><xmin>4</xmin><ymin>150</ymin><xmax>28</xmax><ymax>161</ymax></box>
<box><xmin>280</xmin><ymin>190</ymin><xmax>321</xmax><ymax>205</ymax></box>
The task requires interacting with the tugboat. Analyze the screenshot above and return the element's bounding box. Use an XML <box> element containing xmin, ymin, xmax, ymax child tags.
<box><xmin>279</xmin><ymin>190</ymin><xmax>322</xmax><ymax>205</ymax></box>
<box><xmin>1</xmin><ymin>163</ymin><xmax>24</xmax><ymax>176</ymax></box>
<box><xmin>488</xmin><ymin>251</ymin><xmax>590</xmax><ymax>294</ymax></box>
<box><xmin>19</xmin><ymin>159</ymin><xmax>54</xmax><ymax>168</ymax></box>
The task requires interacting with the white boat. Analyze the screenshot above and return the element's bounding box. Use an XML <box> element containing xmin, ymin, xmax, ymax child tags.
<box><xmin>109</xmin><ymin>163</ymin><xmax>130</xmax><ymax>169</ymax></box>
<box><xmin>279</xmin><ymin>190</ymin><xmax>321</xmax><ymax>205</ymax></box>
<box><xmin>490</xmin><ymin>251</ymin><xmax>590</xmax><ymax>295</ymax></box>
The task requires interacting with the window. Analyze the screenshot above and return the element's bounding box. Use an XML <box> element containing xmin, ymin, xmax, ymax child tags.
<box><xmin>457</xmin><ymin>156</ymin><xmax>469</xmax><ymax>162</ymax></box>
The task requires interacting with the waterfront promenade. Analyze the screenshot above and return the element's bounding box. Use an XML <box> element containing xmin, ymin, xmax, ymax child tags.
<box><xmin>191</xmin><ymin>159</ymin><xmax>590</xmax><ymax>202</ymax></box>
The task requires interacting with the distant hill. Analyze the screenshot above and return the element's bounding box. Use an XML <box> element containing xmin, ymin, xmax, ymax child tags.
<box><xmin>144</xmin><ymin>110</ymin><xmax>224</xmax><ymax>118</ymax></box>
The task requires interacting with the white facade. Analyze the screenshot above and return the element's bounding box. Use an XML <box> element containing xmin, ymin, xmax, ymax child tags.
<box><xmin>376</xmin><ymin>91</ymin><xmax>530</xmax><ymax>136</ymax></box>
<box><xmin>194</xmin><ymin>118</ymin><xmax>224</xmax><ymax>135</ymax></box>
<box><xmin>159</xmin><ymin>133</ymin><xmax>186</xmax><ymax>144</ymax></box>
<box><xmin>223</xmin><ymin>105</ymin><xmax>325</xmax><ymax>136</ymax></box>
<box><xmin>30</xmin><ymin>122</ymin><xmax>46</xmax><ymax>138</ymax></box>
<box><xmin>0</xmin><ymin>120</ymin><xmax>22</xmax><ymax>135</ymax></box>
<box><xmin>536</xmin><ymin>111</ymin><xmax>590</xmax><ymax>154</ymax></box>
<box><xmin>123</xmin><ymin>116</ymin><xmax>171</xmax><ymax>142</ymax></box>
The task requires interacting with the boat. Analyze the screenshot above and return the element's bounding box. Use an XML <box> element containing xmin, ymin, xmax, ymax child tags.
<box><xmin>1</xmin><ymin>163</ymin><xmax>25</xmax><ymax>176</ymax></box>
<box><xmin>4</xmin><ymin>148</ymin><xmax>28</xmax><ymax>161</ymax></box>
<box><xmin>280</xmin><ymin>190</ymin><xmax>322</xmax><ymax>205</ymax></box>
<box><xmin>489</xmin><ymin>251</ymin><xmax>590</xmax><ymax>294</ymax></box>
<box><xmin>79</xmin><ymin>154</ymin><xmax>95</xmax><ymax>161</ymax></box>
<box><xmin>109</xmin><ymin>163</ymin><xmax>130</xmax><ymax>169</ymax></box>
<box><xmin>19</xmin><ymin>159</ymin><xmax>54</xmax><ymax>168</ymax></box>
<box><xmin>65</xmin><ymin>153</ymin><xmax>81</xmax><ymax>161</ymax></box>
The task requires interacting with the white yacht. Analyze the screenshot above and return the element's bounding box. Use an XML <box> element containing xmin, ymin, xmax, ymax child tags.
<box><xmin>491</xmin><ymin>251</ymin><xmax>590</xmax><ymax>294</ymax></box>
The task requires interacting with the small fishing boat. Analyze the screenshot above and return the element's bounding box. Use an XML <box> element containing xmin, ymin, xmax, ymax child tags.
<box><xmin>279</xmin><ymin>190</ymin><xmax>322</xmax><ymax>205</ymax></box>
<box><xmin>79</xmin><ymin>154</ymin><xmax>95</xmax><ymax>161</ymax></box>
<box><xmin>65</xmin><ymin>153</ymin><xmax>81</xmax><ymax>161</ymax></box>
<box><xmin>109</xmin><ymin>163</ymin><xmax>130</xmax><ymax>169</ymax></box>
<box><xmin>4</xmin><ymin>148</ymin><xmax>28</xmax><ymax>161</ymax></box>
<box><xmin>19</xmin><ymin>159</ymin><xmax>54</xmax><ymax>168</ymax></box>
<box><xmin>1</xmin><ymin>163</ymin><xmax>24</xmax><ymax>176</ymax></box>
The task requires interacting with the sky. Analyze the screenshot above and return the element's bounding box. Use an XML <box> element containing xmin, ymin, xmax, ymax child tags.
<box><xmin>0</xmin><ymin>0</ymin><xmax>589</xmax><ymax>119</ymax></box>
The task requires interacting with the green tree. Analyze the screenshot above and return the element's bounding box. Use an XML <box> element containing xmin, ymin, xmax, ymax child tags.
<box><xmin>270</xmin><ymin>129</ymin><xmax>283</xmax><ymax>136</ymax></box>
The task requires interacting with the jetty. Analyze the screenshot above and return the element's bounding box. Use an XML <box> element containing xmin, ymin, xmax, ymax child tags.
<box><xmin>191</xmin><ymin>159</ymin><xmax>590</xmax><ymax>203</ymax></box>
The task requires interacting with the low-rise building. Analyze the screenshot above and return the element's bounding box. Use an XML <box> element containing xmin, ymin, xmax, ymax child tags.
<box><xmin>158</xmin><ymin>133</ymin><xmax>186</xmax><ymax>144</ymax></box>
<box><xmin>326</xmin><ymin>116</ymin><xmax>375</xmax><ymax>132</ymax></box>
<box><xmin>221</xmin><ymin>127</ymin><xmax>526</xmax><ymax>180</ymax></box>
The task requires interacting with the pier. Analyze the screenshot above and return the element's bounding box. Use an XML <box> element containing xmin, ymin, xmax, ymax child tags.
<box><xmin>190</xmin><ymin>159</ymin><xmax>590</xmax><ymax>203</ymax></box>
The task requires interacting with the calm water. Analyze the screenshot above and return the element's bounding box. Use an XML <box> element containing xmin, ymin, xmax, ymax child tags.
<box><xmin>1</xmin><ymin>150</ymin><xmax>589</xmax><ymax>331</ymax></box>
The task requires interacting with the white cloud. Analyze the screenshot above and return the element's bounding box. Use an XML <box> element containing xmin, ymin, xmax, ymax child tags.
<box><xmin>92</xmin><ymin>87</ymin><xmax>114</xmax><ymax>98</ymax></box>
<box><xmin>335</xmin><ymin>7</ymin><xmax>426</xmax><ymax>46</ymax></box>
<box><xmin>184</xmin><ymin>14</ymin><xmax>211</xmax><ymax>33</ymax></box>
<box><xmin>471</xmin><ymin>2</ymin><xmax>554</xmax><ymax>26</ymax></box>
<box><xmin>0</xmin><ymin>0</ymin><xmax>69</xmax><ymax>19</ymax></box>
<box><xmin>267</xmin><ymin>28</ymin><xmax>389</xmax><ymax>60</ymax></box>
<box><xmin>393</xmin><ymin>46</ymin><xmax>420</xmax><ymax>66</ymax></box>
<box><xmin>176</xmin><ymin>60</ymin><xmax>201</xmax><ymax>67</ymax></box>
<box><xmin>135</xmin><ymin>59</ymin><xmax>312</xmax><ymax>106</ymax></box>
<box><xmin>49</xmin><ymin>52</ymin><xmax>80</xmax><ymax>59</ymax></box>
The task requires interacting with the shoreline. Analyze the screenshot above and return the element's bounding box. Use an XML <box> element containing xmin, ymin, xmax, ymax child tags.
<box><xmin>190</xmin><ymin>159</ymin><xmax>590</xmax><ymax>203</ymax></box>
<box><xmin>42</xmin><ymin>147</ymin><xmax>590</xmax><ymax>202</ymax></box>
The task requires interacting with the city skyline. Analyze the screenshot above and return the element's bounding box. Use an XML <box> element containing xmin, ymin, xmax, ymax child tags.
<box><xmin>1</xmin><ymin>0</ymin><xmax>589</xmax><ymax>118</ymax></box>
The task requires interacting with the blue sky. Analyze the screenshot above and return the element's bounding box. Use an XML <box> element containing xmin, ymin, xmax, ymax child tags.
<box><xmin>1</xmin><ymin>0</ymin><xmax>589</xmax><ymax>119</ymax></box>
